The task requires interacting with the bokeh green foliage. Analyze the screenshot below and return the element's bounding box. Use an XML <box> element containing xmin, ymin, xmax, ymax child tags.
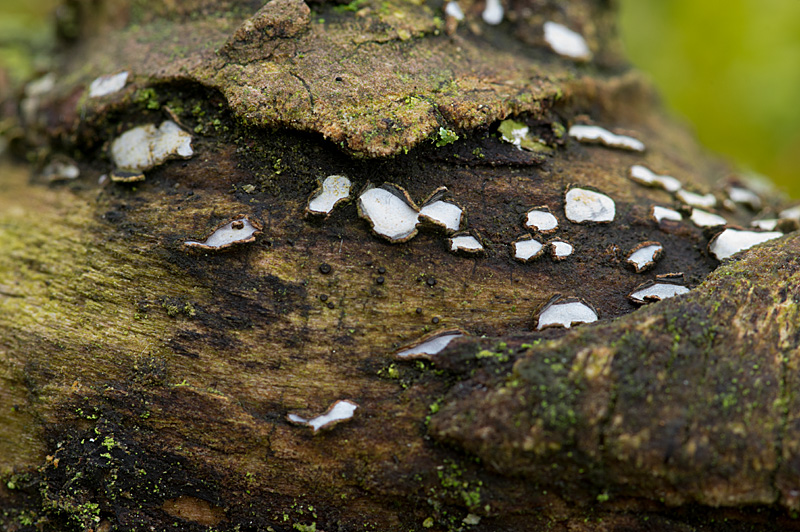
<box><xmin>619</xmin><ymin>0</ymin><xmax>800</xmax><ymax>198</ymax></box>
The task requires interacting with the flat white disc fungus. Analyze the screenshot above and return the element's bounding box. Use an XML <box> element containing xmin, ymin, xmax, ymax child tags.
<box><xmin>357</xmin><ymin>185</ymin><xmax>420</xmax><ymax>242</ymax></box>
<box><xmin>89</xmin><ymin>71</ymin><xmax>129</xmax><ymax>98</ymax></box>
<box><xmin>111</xmin><ymin>120</ymin><xmax>193</xmax><ymax>172</ymax></box>
<box><xmin>444</xmin><ymin>1</ymin><xmax>465</xmax><ymax>20</ymax></box>
<box><xmin>565</xmin><ymin>187</ymin><xmax>615</xmax><ymax>223</ymax></box>
<box><xmin>307</xmin><ymin>175</ymin><xmax>352</xmax><ymax>216</ymax></box>
<box><xmin>419</xmin><ymin>200</ymin><xmax>463</xmax><ymax>232</ymax></box>
<box><xmin>629</xmin><ymin>282</ymin><xmax>690</xmax><ymax>305</ymax></box>
<box><xmin>525</xmin><ymin>208</ymin><xmax>558</xmax><ymax>233</ymax></box>
<box><xmin>626</xmin><ymin>242</ymin><xmax>663</xmax><ymax>273</ymax></box>
<box><xmin>708</xmin><ymin>228</ymin><xmax>783</xmax><ymax>261</ymax></box>
<box><xmin>550</xmin><ymin>240</ymin><xmax>573</xmax><ymax>260</ymax></box>
<box><xmin>512</xmin><ymin>238</ymin><xmax>544</xmax><ymax>262</ymax></box>
<box><xmin>536</xmin><ymin>298</ymin><xmax>598</xmax><ymax>330</ymax></box>
<box><xmin>676</xmin><ymin>189</ymin><xmax>717</xmax><ymax>209</ymax></box>
<box><xmin>42</xmin><ymin>159</ymin><xmax>80</xmax><ymax>182</ymax></box>
<box><xmin>449</xmin><ymin>235</ymin><xmax>484</xmax><ymax>254</ymax></box>
<box><xmin>751</xmin><ymin>219</ymin><xmax>779</xmax><ymax>231</ymax></box>
<box><xmin>568</xmin><ymin>125</ymin><xmax>645</xmax><ymax>152</ymax></box>
<box><xmin>690</xmin><ymin>209</ymin><xmax>727</xmax><ymax>228</ymax></box>
<box><xmin>543</xmin><ymin>21</ymin><xmax>592</xmax><ymax>61</ymax></box>
<box><xmin>482</xmin><ymin>0</ymin><xmax>503</xmax><ymax>25</ymax></box>
<box><xmin>184</xmin><ymin>216</ymin><xmax>261</xmax><ymax>251</ymax></box>
<box><xmin>287</xmin><ymin>400</ymin><xmax>358</xmax><ymax>432</ymax></box>
<box><xmin>727</xmin><ymin>186</ymin><xmax>761</xmax><ymax>210</ymax></box>
<box><xmin>629</xmin><ymin>165</ymin><xmax>682</xmax><ymax>193</ymax></box>
<box><xmin>779</xmin><ymin>205</ymin><xmax>800</xmax><ymax>221</ymax></box>
<box><xmin>651</xmin><ymin>205</ymin><xmax>682</xmax><ymax>224</ymax></box>
<box><xmin>395</xmin><ymin>330</ymin><xmax>465</xmax><ymax>359</ymax></box>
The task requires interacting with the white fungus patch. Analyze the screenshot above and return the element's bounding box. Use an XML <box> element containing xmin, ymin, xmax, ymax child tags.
<box><xmin>184</xmin><ymin>216</ymin><xmax>261</xmax><ymax>251</ymax></box>
<box><xmin>482</xmin><ymin>0</ymin><xmax>503</xmax><ymax>25</ymax></box>
<box><xmin>751</xmin><ymin>219</ymin><xmax>780</xmax><ymax>231</ymax></box>
<box><xmin>651</xmin><ymin>205</ymin><xmax>682</xmax><ymax>224</ymax></box>
<box><xmin>287</xmin><ymin>400</ymin><xmax>358</xmax><ymax>432</ymax></box>
<box><xmin>779</xmin><ymin>205</ymin><xmax>800</xmax><ymax>221</ymax></box>
<box><xmin>629</xmin><ymin>165</ymin><xmax>682</xmax><ymax>193</ymax></box>
<box><xmin>690</xmin><ymin>209</ymin><xmax>727</xmax><ymax>228</ymax></box>
<box><xmin>419</xmin><ymin>188</ymin><xmax>463</xmax><ymax>233</ymax></box>
<box><xmin>626</xmin><ymin>242</ymin><xmax>663</xmax><ymax>273</ymax></box>
<box><xmin>89</xmin><ymin>71</ymin><xmax>129</xmax><ymax>98</ymax></box>
<box><xmin>568</xmin><ymin>125</ymin><xmax>645</xmax><ymax>152</ymax></box>
<box><xmin>357</xmin><ymin>184</ymin><xmax>420</xmax><ymax>242</ymax></box>
<box><xmin>21</xmin><ymin>73</ymin><xmax>56</xmax><ymax>125</ymax></box>
<box><xmin>449</xmin><ymin>234</ymin><xmax>484</xmax><ymax>254</ymax></box>
<box><xmin>524</xmin><ymin>207</ymin><xmax>558</xmax><ymax>233</ymax></box>
<box><xmin>536</xmin><ymin>297</ymin><xmax>598</xmax><ymax>330</ymax></box>
<box><xmin>727</xmin><ymin>186</ymin><xmax>761</xmax><ymax>210</ymax></box>
<box><xmin>395</xmin><ymin>329</ymin><xmax>465</xmax><ymax>359</ymax></box>
<box><xmin>110</xmin><ymin>120</ymin><xmax>193</xmax><ymax>172</ymax></box>
<box><xmin>549</xmin><ymin>240</ymin><xmax>573</xmax><ymax>260</ymax></box>
<box><xmin>444</xmin><ymin>1</ymin><xmax>464</xmax><ymax>20</ymax></box>
<box><xmin>708</xmin><ymin>228</ymin><xmax>783</xmax><ymax>261</ymax></box>
<box><xmin>543</xmin><ymin>21</ymin><xmax>592</xmax><ymax>61</ymax></box>
<box><xmin>565</xmin><ymin>187</ymin><xmax>615</xmax><ymax>223</ymax></box>
<box><xmin>512</xmin><ymin>237</ymin><xmax>545</xmax><ymax>262</ymax></box>
<box><xmin>676</xmin><ymin>189</ymin><xmax>717</xmax><ymax>209</ymax></box>
<box><xmin>41</xmin><ymin>158</ymin><xmax>80</xmax><ymax>182</ymax></box>
<box><xmin>307</xmin><ymin>175</ymin><xmax>352</xmax><ymax>216</ymax></box>
<box><xmin>629</xmin><ymin>281</ymin><xmax>690</xmax><ymax>305</ymax></box>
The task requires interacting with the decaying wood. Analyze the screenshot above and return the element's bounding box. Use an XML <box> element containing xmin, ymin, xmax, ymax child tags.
<box><xmin>1</xmin><ymin>0</ymin><xmax>800</xmax><ymax>530</ymax></box>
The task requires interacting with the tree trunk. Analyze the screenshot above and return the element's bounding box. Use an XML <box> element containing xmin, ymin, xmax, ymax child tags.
<box><xmin>1</xmin><ymin>1</ymin><xmax>799</xmax><ymax>531</ymax></box>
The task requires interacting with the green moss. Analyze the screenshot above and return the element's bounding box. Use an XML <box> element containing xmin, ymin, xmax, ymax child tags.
<box><xmin>434</xmin><ymin>127</ymin><xmax>459</xmax><ymax>147</ymax></box>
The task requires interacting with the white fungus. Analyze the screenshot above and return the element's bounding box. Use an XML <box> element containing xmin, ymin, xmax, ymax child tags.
<box><xmin>287</xmin><ymin>400</ymin><xmax>358</xmax><ymax>432</ymax></box>
<box><xmin>690</xmin><ymin>209</ymin><xmax>727</xmax><ymax>228</ymax></box>
<box><xmin>89</xmin><ymin>71</ymin><xmax>129</xmax><ymax>98</ymax></box>
<box><xmin>543</xmin><ymin>21</ymin><xmax>591</xmax><ymax>61</ymax></box>
<box><xmin>708</xmin><ymin>228</ymin><xmax>783</xmax><ymax>261</ymax></box>
<box><xmin>41</xmin><ymin>159</ymin><xmax>80</xmax><ymax>182</ymax></box>
<box><xmin>536</xmin><ymin>298</ymin><xmax>598</xmax><ymax>330</ymax></box>
<box><xmin>444</xmin><ymin>1</ymin><xmax>465</xmax><ymax>20</ymax></box>
<box><xmin>419</xmin><ymin>200</ymin><xmax>463</xmax><ymax>233</ymax></box>
<box><xmin>395</xmin><ymin>330</ymin><xmax>465</xmax><ymax>359</ymax></box>
<box><xmin>629</xmin><ymin>282</ymin><xmax>690</xmax><ymax>305</ymax></box>
<box><xmin>676</xmin><ymin>189</ymin><xmax>717</xmax><ymax>209</ymax></box>
<box><xmin>357</xmin><ymin>185</ymin><xmax>420</xmax><ymax>242</ymax></box>
<box><xmin>449</xmin><ymin>234</ymin><xmax>484</xmax><ymax>254</ymax></box>
<box><xmin>184</xmin><ymin>216</ymin><xmax>261</xmax><ymax>251</ymax></box>
<box><xmin>727</xmin><ymin>186</ymin><xmax>761</xmax><ymax>210</ymax></box>
<box><xmin>779</xmin><ymin>205</ymin><xmax>800</xmax><ymax>221</ymax></box>
<box><xmin>110</xmin><ymin>120</ymin><xmax>193</xmax><ymax>172</ymax></box>
<box><xmin>629</xmin><ymin>165</ymin><xmax>682</xmax><ymax>193</ymax></box>
<box><xmin>549</xmin><ymin>240</ymin><xmax>573</xmax><ymax>260</ymax></box>
<box><xmin>568</xmin><ymin>125</ymin><xmax>645</xmax><ymax>152</ymax></box>
<box><xmin>565</xmin><ymin>187</ymin><xmax>615</xmax><ymax>223</ymax></box>
<box><xmin>524</xmin><ymin>207</ymin><xmax>558</xmax><ymax>233</ymax></box>
<box><xmin>512</xmin><ymin>237</ymin><xmax>544</xmax><ymax>262</ymax></box>
<box><xmin>751</xmin><ymin>219</ymin><xmax>779</xmax><ymax>231</ymax></box>
<box><xmin>626</xmin><ymin>242</ymin><xmax>663</xmax><ymax>273</ymax></box>
<box><xmin>651</xmin><ymin>205</ymin><xmax>682</xmax><ymax>224</ymax></box>
<box><xmin>482</xmin><ymin>0</ymin><xmax>503</xmax><ymax>25</ymax></box>
<box><xmin>307</xmin><ymin>174</ymin><xmax>352</xmax><ymax>216</ymax></box>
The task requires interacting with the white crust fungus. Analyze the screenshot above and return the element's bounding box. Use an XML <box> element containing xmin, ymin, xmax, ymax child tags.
<box><xmin>449</xmin><ymin>234</ymin><xmax>484</xmax><ymax>254</ymax></box>
<box><xmin>565</xmin><ymin>187</ymin><xmax>615</xmax><ymax>223</ymax></box>
<box><xmin>568</xmin><ymin>125</ymin><xmax>645</xmax><ymax>152</ymax></box>
<box><xmin>395</xmin><ymin>329</ymin><xmax>465</xmax><ymax>359</ymax></box>
<box><xmin>751</xmin><ymin>219</ymin><xmax>779</xmax><ymax>231</ymax></box>
<box><xmin>482</xmin><ymin>0</ymin><xmax>503</xmax><ymax>25</ymax></box>
<box><xmin>543</xmin><ymin>21</ymin><xmax>592</xmax><ymax>61</ymax></box>
<box><xmin>419</xmin><ymin>188</ymin><xmax>463</xmax><ymax>233</ymax></box>
<box><xmin>512</xmin><ymin>237</ymin><xmax>544</xmax><ymax>262</ymax></box>
<box><xmin>676</xmin><ymin>189</ymin><xmax>717</xmax><ymax>209</ymax></box>
<box><xmin>110</xmin><ymin>120</ymin><xmax>193</xmax><ymax>172</ymax></box>
<box><xmin>524</xmin><ymin>207</ymin><xmax>558</xmax><ymax>233</ymax></box>
<box><xmin>626</xmin><ymin>242</ymin><xmax>663</xmax><ymax>273</ymax></box>
<box><xmin>690</xmin><ymin>209</ymin><xmax>727</xmax><ymax>228</ymax></box>
<box><xmin>287</xmin><ymin>400</ymin><xmax>358</xmax><ymax>432</ymax></box>
<box><xmin>651</xmin><ymin>205</ymin><xmax>682</xmax><ymax>224</ymax></box>
<box><xmin>536</xmin><ymin>297</ymin><xmax>598</xmax><ymax>330</ymax></box>
<box><xmin>183</xmin><ymin>215</ymin><xmax>262</xmax><ymax>251</ymax></box>
<box><xmin>708</xmin><ymin>228</ymin><xmax>783</xmax><ymax>261</ymax></box>
<box><xmin>549</xmin><ymin>240</ymin><xmax>573</xmax><ymax>260</ymax></box>
<box><xmin>629</xmin><ymin>280</ymin><xmax>690</xmax><ymax>305</ymax></box>
<box><xmin>444</xmin><ymin>1</ymin><xmax>465</xmax><ymax>21</ymax></box>
<box><xmin>779</xmin><ymin>205</ymin><xmax>800</xmax><ymax>221</ymax></box>
<box><xmin>357</xmin><ymin>184</ymin><xmax>420</xmax><ymax>242</ymax></box>
<box><xmin>89</xmin><ymin>71</ymin><xmax>129</xmax><ymax>98</ymax></box>
<box><xmin>307</xmin><ymin>174</ymin><xmax>352</xmax><ymax>216</ymax></box>
<box><xmin>727</xmin><ymin>186</ymin><xmax>761</xmax><ymax>210</ymax></box>
<box><xmin>41</xmin><ymin>158</ymin><xmax>80</xmax><ymax>182</ymax></box>
<box><xmin>629</xmin><ymin>165</ymin><xmax>682</xmax><ymax>193</ymax></box>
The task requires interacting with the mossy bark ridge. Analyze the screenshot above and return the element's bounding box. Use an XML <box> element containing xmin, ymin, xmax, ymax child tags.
<box><xmin>2</xmin><ymin>0</ymin><xmax>799</xmax><ymax>530</ymax></box>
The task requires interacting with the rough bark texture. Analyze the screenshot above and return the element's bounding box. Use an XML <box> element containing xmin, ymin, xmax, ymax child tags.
<box><xmin>1</xmin><ymin>0</ymin><xmax>800</xmax><ymax>531</ymax></box>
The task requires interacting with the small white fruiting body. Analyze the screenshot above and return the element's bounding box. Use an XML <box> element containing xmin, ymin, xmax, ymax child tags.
<box><xmin>651</xmin><ymin>205</ymin><xmax>682</xmax><ymax>223</ymax></box>
<box><xmin>525</xmin><ymin>208</ymin><xmax>558</xmax><ymax>233</ymax></box>
<box><xmin>629</xmin><ymin>282</ymin><xmax>690</xmax><ymax>304</ymax></box>
<box><xmin>751</xmin><ymin>219</ymin><xmax>779</xmax><ymax>231</ymax></box>
<box><xmin>565</xmin><ymin>187</ymin><xmax>615</xmax><ymax>223</ymax></box>
<box><xmin>449</xmin><ymin>235</ymin><xmax>483</xmax><ymax>253</ymax></box>
<box><xmin>89</xmin><ymin>71</ymin><xmax>129</xmax><ymax>98</ymax></box>
<box><xmin>482</xmin><ymin>0</ymin><xmax>503</xmax><ymax>25</ymax></box>
<box><xmin>568</xmin><ymin>125</ymin><xmax>645</xmax><ymax>152</ymax></box>
<box><xmin>629</xmin><ymin>165</ymin><xmax>682</xmax><ymax>193</ymax></box>
<box><xmin>676</xmin><ymin>189</ymin><xmax>716</xmax><ymax>209</ymax></box>
<box><xmin>184</xmin><ymin>216</ymin><xmax>261</xmax><ymax>251</ymax></box>
<box><xmin>543</xmin><ymin>21</ymin><xmax>592</xmax><ymax>61</ymax></box>
<box><xmin>779</xmin><ymin>205</ymin><xmax>800</xmax><ymax>221</ymax></box>
<box><xmin>357</xmin><ymin>186</ymin><xmax>419</xmax><ymax>242</ymax></box>
<box><xmin>727</xmin><ymin>186</ymin><xmax>761</xmax><ymax>210</ymax></box>
<box><xmin>444</xmin><ymin>1</ymin><xmax>465</xmax><ymax>20</ymax></box>
<box><xmin>537</xmin><ymin>299</ymin><xmax>598</xmax><ymax>330</ymax></box>
<box><xmin>288</xmin><ymin>400</ymin><xmax>358</xmax><ymax>432</ymax></box>
<box><xmin>419</xmin><ymin>200</ymin><xmax>462</xmax><ymax>232</ymax></box>
<box><xmin>512</xmin><ymin>238</ymin><xmax>544</xmax><ymax>262</ymax></box>
<box><xmin>550</xmin><ymin>240</ymin><xmax>573</xmax><ymax>260</ymax></box>
<box><xmin>42</xmin><ymin>159</ymin><xmax>80</xmax><ymax>182</ymax></box>
<box><xmin>690</xmin><ymin>209</ymin><xmax>727</xmax><ymax>228</ymax></box>
<box><xmin>626</xmin><ymin>242</ymin><xmax>663</xmax><ymax>273</ymax></box>
<box><xmin>111</xmin><ymin>120</ymin><xmax>193</xmax><ymax>172</ymax></box>
<box><xmin>307</xmin><ymin>175</ymin><xmax>352</xmax><ymax>216</ymax></box>
<box><xmin>395</xmin><ymin>330</ymin><xmax>464</xmax><ymax>359</ymax></box>
<box><xmin>708</xmin><ymin>228</ymin><xmax>783</xmax><ymax>260</ymax></box>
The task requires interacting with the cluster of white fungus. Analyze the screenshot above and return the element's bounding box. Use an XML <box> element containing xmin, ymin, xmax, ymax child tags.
<box><xmin>287</xmin><ymin>400</ymin><xmax>358</xmax><ymax>432</ymax></box>
<box><xmin>690</xmin><ymin>209</ymin><xmax>727</xmax><ymax>228</ymax></box>
<box><xmin>357</xmin><ymin>185</ymin><xmax>420</xmax><ymax>242</ymax></box>
<box><xmin>708</xmin><ymin>228</ymin><xmax>783</xmax><ymax>261</ymax></box>
<box><xmin>184</xmin><ymin>216</ymin><xmax>261</xmax><ymax>251</ymax></box>
<box><xmin>651</xmin><ymin>205</ymin><xmax>682</xmax><ymax>224</ymax></box>
<box><xmin>549</xmin><ymin>240</ymin><xmax>573</xmax><ymax>260</ymax></box>
<box><xmin>543</xmin><ymin>21</ymin><xmax>592</xmax><ymax>61</ymax></box>
<box><xmin>395</xmin><ymin>330</ymin><xmax>465</xmax><ymax>359</ymax></box>
<box><xmin>626</xmin><ymin>242</ymin><xmax>663</xmax><ymax>273</ymax></box>
<box><xmin>525</xmin><ymin>207</ymin><xmax>558</xmax><ymax>233</ymax></box>
<box><xmin>564</xmin><ymin>187</ymin><xmax>615</xmax><ymax>223</ymax></box>
<box><xmin>444</xmin><ymin>1</ymin><xmax>465</xmax><ymax>21</ymax></box>
<box><xmin>629</xmin><ymin>280</ymin><xmax>690</xmax><ymax>305</ymax></box>
<box><xmin>536</xmin><ymin>297</ymin><xmax>598</xmax><ymax>330</ymax></box>
<box><xmin>512</xmin><ymin>237</ymin><xmax>544</xmax><ymax>262</ymax></box>
<box><xmin>568</xmin><ymin>125</ymin><xmax>645</xmax><ymax>152</ymax></box>
<box><xmin>449</xmin><ymin>234</ymin><xmax>484</xmax><ymax>254</ymax></box>
<box><xmin>676</xmin><ymin>189</ymin><xmax>716</xmax><ymax>209</ymax></box>
<box><xmin>307</xmin><ymin>175</ymin><xmax>352</xmax><ymax>216</ymax></box>
<box><xmin>629</xmin><ymin>165</ymin><xmax>682</xmax><ymax>193</ymax></box>
<box><xmin>481</xmin><ymin>0</ymin><xmax>504</xmax><ymax>25</ymax></box>
<box><xmin>419</xmin><ymin>188</ymin><xmax>463</xmax><ymax>233</ymax></box>
<box><xmin>111</xmin><ymin>120</ymin><xmax>193</xmax><ymax>173</ymax></box>
<box><xmin>89</xmin><ymin>71</ymin><xmax>129</xmax><ymax>98</ymax></box>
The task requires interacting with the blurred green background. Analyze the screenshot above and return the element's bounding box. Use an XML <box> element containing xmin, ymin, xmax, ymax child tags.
<box><xmin>1</xmin><ymin>0</ymin><xmax>798</xmax><ymax>197</ymax></box>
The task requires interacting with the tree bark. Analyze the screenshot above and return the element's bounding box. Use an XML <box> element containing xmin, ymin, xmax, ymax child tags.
<box><xmin>1</xmin><ymin>1</ymin><xmax>799</xmax><ymax>531</ymax></box>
